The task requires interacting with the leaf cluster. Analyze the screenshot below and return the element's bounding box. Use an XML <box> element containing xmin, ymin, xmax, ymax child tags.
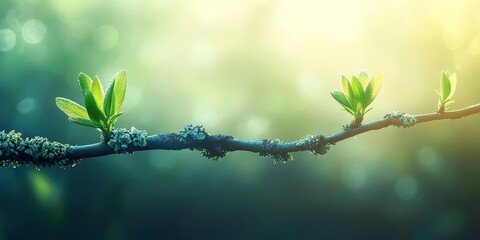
<box><xmin>56</xmin><ymin>71</ymin><xmax>127</xmax><ymax>138</ymax></box>
<box><xmin>330</xmin><ymin>71</ymin><xmax>383</xmax><ymax>124</ymax></box>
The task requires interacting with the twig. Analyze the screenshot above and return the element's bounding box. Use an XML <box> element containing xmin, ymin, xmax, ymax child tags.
<box><xmin>1</xmin><ymin>103</ymin><xmax>480</xmax><ymax>168</ymax></box>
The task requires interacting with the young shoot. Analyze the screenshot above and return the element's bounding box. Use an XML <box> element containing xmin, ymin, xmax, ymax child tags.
<box><xmin>435</xmin><ymin>71</ymin><xmax>457</xmax><ymax>113</ymax></box>
<box><xmin>55</xmin><ymin>71</ymin><xmax>127</xmax><ymax>139</ymax></box>
<box><xmin>331</xmin><ymin>71</ymin><xmax>383</xmax><ymax>126</ymax></box>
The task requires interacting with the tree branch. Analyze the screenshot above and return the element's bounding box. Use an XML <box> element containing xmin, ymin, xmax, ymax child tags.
<box><xmin>325</xmin><ymin>103</ymin><xmax>480</xmax><ymax>143</ymax></box>
<box><xmin>1</xmin><ymin>103</ymin><xmax>480</xmax><ymax>168</ymax></box>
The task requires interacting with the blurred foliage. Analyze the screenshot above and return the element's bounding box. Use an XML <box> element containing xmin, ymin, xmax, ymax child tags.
<box><xmin>2</xmin><ymin>0</ymin><xmax>480</xmax><ymax>239</ymax></box>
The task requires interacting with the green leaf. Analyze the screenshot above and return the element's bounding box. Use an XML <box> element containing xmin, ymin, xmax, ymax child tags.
<box><xmin>438</xmin><ymin>99</ymin><xmax>443</xmax><ymax>109</ymax></box>
<box><xmin>355</xmin><ymin>101</ymin><xmax>363</xmax><ymax>113</ymax></box>
<box><xmin>350</xmin><ymin>76</ymin><xmax>365</xmax><ymax>108</ymax></box>
<box><xmin>358</xmin><ymin>71</ymin><xmax>369</xmax><ymax>88</ymax></box>
<box><xmin>331</xmin><ymin>91</ymin><xmax>354</xmax><ymax>114</ymax></box>
<box><xmin>341</xmin><ymin>76</ymin><xmax>354</xmax><ymax>104</ymax></box>
<box><xmin>364</xmin><ymin>74</ymin><xmax>383</xmax><ymax>106</ymax></box>
<box><xmin>444</xmin><ymin>100</ymin><xmax>455</xmax><ymax>109</ymax></box>
<box><xmin>108</xmin><ymin>111</ymin><xmax>124</xmax><ymax>126</ymax></box>
<box><xmin>447</xmin><ymin>73</ymin><xmax>457</xmax><ymax>100</ymax></box>
<box><xmin>445</xmin><ymin>100</ymin><xmax>455</xmax><ymax>105</ymax></box>
<box><xmin>78</xmin><ymin>73</ymin><xmax>93</xmax><ymax>96</ymax></box>
<box><xmin>55</xmin><ymin>97</ymin><xmax>89</xmax><ymax>119</ymax></box>
<box><xmin>84</xmin><ymin>89</ymin><xmax>106</xmax><ymax>124</ymax></box>
<box><xmin>91</xmin><ymin>75</ymin><xmax>105</xmax><ymax>112</ymax></box>
<box><xmin>365</xmin><ymin>107</ymin><xmax>373</xmax><ymax>114</ymax></box>
<box><xmin>68</xmin><ymin>117</ymin><xmax>98</xmax><ymax>128</ymax></box>
<box><xmin>342</xmin><ymin>108</ymin><xmax>355</xmax><ymax>115</ymax></box>
<box><xmin>113</xmin><ymin>70</ymin><xmax>127</xmax><ymax>114</ymax></box>
<box><xmin>104</xmin><ymin>71</ymin><xmax>127</xmax><ymax>118</ymax></box>
<box><xmin>441</xmin><ymin>72</ymin><xmax>451</xmax><ymax>101</ymax></box>
<box><xmin>103</xmin><ymin>78</ymin><xmax>115</xmax><ymax>118</ymax></box>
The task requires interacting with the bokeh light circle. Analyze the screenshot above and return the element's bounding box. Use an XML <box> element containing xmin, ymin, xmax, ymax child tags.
<box><xmin>0</xmin><ymin>29</ymin><xmax>17</xmax><ymax>51</ymax></box>
<box><xmin>395</xmin><ymin>176</ymin><xmax>418</xmax><ymax>201</ymax></box>
<box><xmin>22</xmin><ymin>19</ymin><xmax>47</xmax><ymax>44</ymax></box>
<box><xmin>93</xmin><ymin>25</ymin><xmax>119</xmax><ymax>50</ymax></box>
<box><xmin>17</xmin><ymin>98</ymin><xmax>37</xmax><ymax>114</ymax></box>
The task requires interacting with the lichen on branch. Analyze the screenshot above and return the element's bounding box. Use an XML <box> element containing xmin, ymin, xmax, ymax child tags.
<box><xmin>2</xmin><ymin>71</ymin><xmax>480</xmax><ymax>169</ymax></box>
<box><xmin>0</xmin><ymin>130</ymin><xmax>78</xmax><ymax>169</ymax></box>
<box><xmin>1</xmin><ymin>102</ymin><xmax>480</xmax><ymax>169</ymax></box>
<box><xmin>384</xmin><ymin>111</ymin><xmax>416</xmax><ymax>128</ymax></box>
<box><xmin>107</xmin><ymin>127</ymin><xmax>148</xmax><ymax>153</ymax></box>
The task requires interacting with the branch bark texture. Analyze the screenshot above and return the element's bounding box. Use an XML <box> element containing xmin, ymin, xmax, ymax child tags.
<box><xmin>70</xmin><ymin>103</ymin><xmax>480</xmax><ymax>162</ymax></box>
<box><xmin>2</xmin><ymin>103</ymin><xmax>480</xmax><ymax>168</ymax></box>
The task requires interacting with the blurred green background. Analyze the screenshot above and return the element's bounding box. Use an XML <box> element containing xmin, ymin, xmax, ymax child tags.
<box><xmin>1</xmin><ymin>0</ymin><xmax>480</xmax><ymax>239</ymax></box>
